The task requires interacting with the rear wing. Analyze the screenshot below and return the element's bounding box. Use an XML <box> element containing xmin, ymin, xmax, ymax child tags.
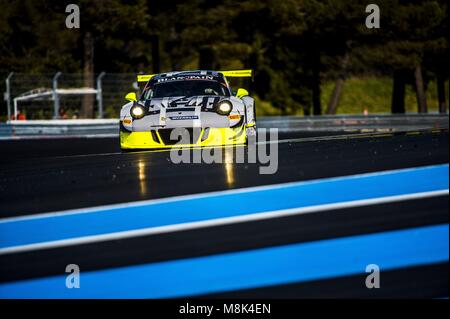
<box><xmin>219</xmin><ymin>69</ymin><xmax>252</xmax><ymax>78</ymax></box>
<box><xmin>136</xmin><ymin>69</ymin><xmax>253</xmax><ymax>83</ymax></box>
<box><xmin>137</xmin><ymin>74</ymin><xmax>155</xmax><ymax>83</ymax></box>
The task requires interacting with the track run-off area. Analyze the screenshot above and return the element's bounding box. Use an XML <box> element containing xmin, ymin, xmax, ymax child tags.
<box><xmin>0</xmin><ymin>115</ymin><xmax>448</xmax><ymax>298</ymax></box>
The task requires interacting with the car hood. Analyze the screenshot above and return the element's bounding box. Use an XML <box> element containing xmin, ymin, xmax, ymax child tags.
<box><xmin>121</xmin><ymin>95</ymin><xmax>244</xmax><ymax>130</ymax></box>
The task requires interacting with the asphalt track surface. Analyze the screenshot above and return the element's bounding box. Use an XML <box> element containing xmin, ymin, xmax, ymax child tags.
<box><xmin>0</xmin><ymin>128</ymin><xmax>448</xmax><ymax>298</ymax></box>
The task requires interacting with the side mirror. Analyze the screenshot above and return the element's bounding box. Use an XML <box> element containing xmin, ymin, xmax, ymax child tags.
<box><xmin>236</xmin><ymin>88</ymin><xmax>249</xmax><ymax>99</ymax></box>
<box><xmin>125</xmin><ymin>92</ymin><xmax>137</xmax><ymax>102</ymax></box>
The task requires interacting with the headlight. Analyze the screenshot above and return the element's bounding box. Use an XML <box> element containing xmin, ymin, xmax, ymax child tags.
<box><xmin>216</xmin><ymin>101</ymin><xmax>232</xmax><ymax>115</ymax></box>
<box><xmin>130</xmin><ymin>105</ymin><xmax>145</xmax><ymax>119</ymax></box>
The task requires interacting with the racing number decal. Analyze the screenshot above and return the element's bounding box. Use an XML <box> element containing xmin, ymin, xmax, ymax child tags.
<box><xmin>164</xmin><ymin>96</ymin><xmax>220</xmax><ymax>111</ymax></box>
<box><xmin>145</xmin><ymin>96</ymin><xmax>221</xmax><ymax>112</ymax></box>
<box><xmin>200</xmin><ymin>97</ymin><xmax>220</xmax><ymax>111</ymax></box>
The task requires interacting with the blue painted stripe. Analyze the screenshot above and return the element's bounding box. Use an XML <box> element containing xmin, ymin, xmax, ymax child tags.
<box><xmin>0</xmin><ymin>224</ymin><xmax>448</xmax><ymax>298</ymax></box>
<box><xmin>0</xmin><ymin>164</ymin><xmax>448</xmax><ymax>249</ymax></box>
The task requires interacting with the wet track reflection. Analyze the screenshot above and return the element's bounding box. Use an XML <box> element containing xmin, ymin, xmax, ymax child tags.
<box><xmin>0</xmin><ymin>129</ymin><xmax>448</xmax><ymax>298</ymax></box>
<box><xmin>0</xmin><ymin>130</ymin><xmax>447</xmax><ymax>217</ymax></box>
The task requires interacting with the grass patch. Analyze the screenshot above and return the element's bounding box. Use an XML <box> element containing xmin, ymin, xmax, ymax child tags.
<box><xmin>320</xmin><ymin>76</ymin><xmax>448</xmax><ymax>115</ymax></box>
<box><xmin>256</xmin><ymin>76</ymin><xmax>448</xmax><ymax>116</ymax></box>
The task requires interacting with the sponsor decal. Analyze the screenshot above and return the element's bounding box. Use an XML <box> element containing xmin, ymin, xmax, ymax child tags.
<box><xmin>169</xmin><ymin>115</ymin><xmax>199</xmax><ymax>120</ymax></box>
<box><xmin>157</xmin><ymin>75</ymin><xmax>216</xmax><ymax>83</ymax></box>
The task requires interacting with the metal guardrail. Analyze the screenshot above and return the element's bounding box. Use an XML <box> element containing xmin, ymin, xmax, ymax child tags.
<box><xmin>1</xmin><ymin>119</ymin><xmax>119</xmax><ymax>138</ymax></box>
<box><xmin>0</xmin><ymin>115</ymin><xmax>448</xmax><ymax>139</ymax></box>
<box><xmin>0</xmin><ymin>124</ymin><xmax>13</xmax><ymax>137</ymax></box>
<box><xmin>262</xmin><ymin>114</ymin><xmax>449</xmax><ymax>132</ymax></box>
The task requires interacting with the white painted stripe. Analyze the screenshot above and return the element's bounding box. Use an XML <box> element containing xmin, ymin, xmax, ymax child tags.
<box><xmin>1</xmin><ymin>164</ymin><xmax>446</xmax><ymax>224</ymax></box>
<box><xmin>0</xmin><ymin>189</ymin><xmax>447</xmax><ymax>255</ymax></box>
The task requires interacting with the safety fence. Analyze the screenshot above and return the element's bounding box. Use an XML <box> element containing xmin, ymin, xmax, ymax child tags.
<box><xmin>4</xmin><ymin>73</ymin><xmax>137</xmax><ymax>120</ymax></box>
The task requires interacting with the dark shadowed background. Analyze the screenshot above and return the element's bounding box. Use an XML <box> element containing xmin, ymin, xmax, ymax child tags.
<box><xmin>0</xmin><ymin>0</ymin><xmax>448</xmax><ymax>119</ymax></box>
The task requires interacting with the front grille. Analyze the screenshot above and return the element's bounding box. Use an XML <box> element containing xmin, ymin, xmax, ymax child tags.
<box><xmin>157</xmin><ymin>128</ymin><xmax>202</xmax><ymax>145</ymax></box>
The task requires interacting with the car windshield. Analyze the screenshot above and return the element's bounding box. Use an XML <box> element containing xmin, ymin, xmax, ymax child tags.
<box><xmin>143</xmin><ymin>80</ymin><xmax>229</xmax><ymax>99</ymax></box>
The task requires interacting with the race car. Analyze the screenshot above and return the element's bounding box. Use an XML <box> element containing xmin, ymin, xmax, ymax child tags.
<box><xmin>119</xmin><ymin>70</ymin><xmax>256</xmax><ymax>150</ymax></box>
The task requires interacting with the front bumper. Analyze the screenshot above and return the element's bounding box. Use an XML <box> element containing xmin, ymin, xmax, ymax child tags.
<box><xmin>120</xmin><ymin>126</ymin><xmax>247</xmax><ymax>150</ymax></box>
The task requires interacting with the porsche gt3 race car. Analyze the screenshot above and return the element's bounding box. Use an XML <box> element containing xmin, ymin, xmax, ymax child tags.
<box><xmin>119</xmin><ymin>70</ymin><xmax>256</xmax><ymax>150</ymax></box>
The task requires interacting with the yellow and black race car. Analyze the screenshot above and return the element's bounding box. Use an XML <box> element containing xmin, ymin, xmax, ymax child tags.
<box><xmin>119</xmin><ymin>70</ymin><xmax>256</xmax><ymax>150</ymax></box>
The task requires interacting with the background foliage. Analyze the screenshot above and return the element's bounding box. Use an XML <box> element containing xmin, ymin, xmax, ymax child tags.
<box><xmin>0</xmin><ymin>0</ymin><xmax>448</xmax><ymax>118</ymax></box>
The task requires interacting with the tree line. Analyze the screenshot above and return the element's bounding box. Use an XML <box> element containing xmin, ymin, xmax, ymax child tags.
<box><xmin>0</xmin><ymin>0</ymin><xmax>448</xmax><ymax>117</ymax></box>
